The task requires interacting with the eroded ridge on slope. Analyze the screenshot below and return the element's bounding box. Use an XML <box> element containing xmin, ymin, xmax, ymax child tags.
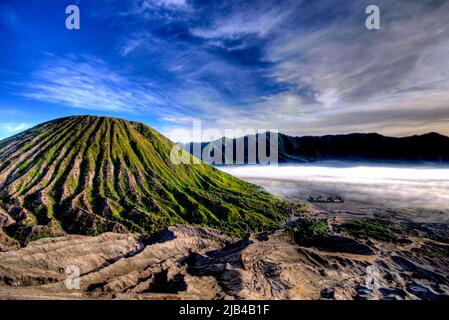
<box><xmin>0</xmin><ymin>116</ymin><xmax>301</xmax><ymax>244</ymax></box>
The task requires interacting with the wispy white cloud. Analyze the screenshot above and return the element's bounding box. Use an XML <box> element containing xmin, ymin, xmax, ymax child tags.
<box><xmin>119</xmin><ymin>38</ymin><xmax>146</xmax><ymax>56</ymax></box>
<box><xmin>1</xmin><ymin>122</ymin><xmax>30</xmax><ymax>133</ymax></box>
<box><xmin>266</xmin><ymin>1</ymin><xmax>449</xmax><ymax>103</ymax></box>
<box><xmin>19</xmin><ymin>56</ymin><xmax>171</xmax><ymax>113</ymax></box>
<box><xmin>153</xmin><ymin>0</ymin><xmax>188</xmax><ymax>8</ymax></box>
<box><xmin>190</xmin><ymin>1</ymin><xmax>292</xmax><ymax>40</ymax></box>
<box><xmin>165</xmin><ymin>0</ymin><xmax>449</xmax><ymax>138</ymax></box>
<box><xmin>118</xmin><ymin>0</ymin><xmax>192</xmax><ymax>20</ymax></box>
<box><xmin>0</xmin><ymin>122</ymin><xmax>31</xmax><ymax>139</ymax></box>
<box><xmin>137</xmin><ymin>0</ymin><xmax>189</xmax><ymax>10</ymax></box>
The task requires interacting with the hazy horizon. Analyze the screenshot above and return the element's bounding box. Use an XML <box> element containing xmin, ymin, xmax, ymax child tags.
<box><xmin>220</xmin><ymin>162</ymin><xmax>449</xmax><ymax>215</ymax></box>
<box><xmin>1</xmin><ymin>114</ymin><xmax>449</xmax><ymax>143</ymax></box>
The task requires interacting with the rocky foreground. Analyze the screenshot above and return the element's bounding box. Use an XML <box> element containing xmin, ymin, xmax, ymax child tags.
<box><xmin>1</xmin><ymin>213</ymin><xmax>449</xmax><ymax>300</ymax></box>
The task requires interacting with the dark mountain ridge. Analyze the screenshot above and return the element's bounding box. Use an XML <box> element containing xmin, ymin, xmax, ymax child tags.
<box><xmin>183</xmin><ymin>132</ymin><xmax>449</xmax><ymax>164</ymax></box>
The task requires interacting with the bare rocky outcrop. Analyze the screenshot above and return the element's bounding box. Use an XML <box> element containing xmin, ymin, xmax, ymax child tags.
<box><xmin>1</xmin><ymin>223</ymin><xmax>448</xmax><ymax>300</ymax></box>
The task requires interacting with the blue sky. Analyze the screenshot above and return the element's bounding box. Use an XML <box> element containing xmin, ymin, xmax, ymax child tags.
<box><xmin>1</xmin><ymin>0</ymin><xmax>449</xmax><ymax>141</ymax></box>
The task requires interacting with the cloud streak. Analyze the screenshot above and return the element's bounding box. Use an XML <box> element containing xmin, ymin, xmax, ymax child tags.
<box><xmin>19</xmin><ymin>56</ymin><xmax>173</xmax><ymax>113</ymax></box>
<box><xmin>162</xmin><ymin>0</ymin><xmax>449</xmax><ymax>139</ymax></box>
<box><xmin>0</xmin><ymin>122</ymin><xmax>31</xmax><ymax>139</ymax></box>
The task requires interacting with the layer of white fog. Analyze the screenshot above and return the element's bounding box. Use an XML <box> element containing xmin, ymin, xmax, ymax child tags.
<box><xmin>219</xmin><ymin>162</ymin><xmax>449</xmax><ymax>218</ymax></box>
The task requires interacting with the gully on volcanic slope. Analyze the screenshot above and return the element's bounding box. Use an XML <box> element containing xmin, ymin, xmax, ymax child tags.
<box><xmin>0</xmin><ymin>115</ymin><xmax>300</xmax><ymax>244</ymax></box>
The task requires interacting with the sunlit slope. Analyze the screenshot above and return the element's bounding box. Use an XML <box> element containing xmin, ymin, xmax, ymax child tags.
<box><xmin>0</xmin><ymin>116</ymin><xmax>297</xmax><ymax>241</ymax></box>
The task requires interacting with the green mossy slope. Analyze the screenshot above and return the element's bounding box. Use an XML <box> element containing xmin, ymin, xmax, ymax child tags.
<box><xmin>0</xmin><ymin>116</ymin><xmax>301</xmax><ymax>241</ymax></box>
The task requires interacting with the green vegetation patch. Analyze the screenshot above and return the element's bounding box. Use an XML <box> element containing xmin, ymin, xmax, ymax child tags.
<box><xmin>287</xmin><ymin>219</ymin><xmax>330</xmax><ymax>244</ymax></box>
<box><xmin>30</xmin><ymin>232</ymin><xmax>59</xmax><ymax>241</ymax></box>
<box><xmin>338</xmin><ymin>219</ymin><xmax>396</xmax><ymax>242</ymax></box>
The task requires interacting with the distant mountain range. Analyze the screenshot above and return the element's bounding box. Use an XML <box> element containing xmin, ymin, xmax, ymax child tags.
<box><xmin>0</xmin><ymin>116</ymin><xmax>296</xmax><ymax>244</ymax></box>
<box><xmin>183</xmin><ymin>132</ymin><xmax>449</xmax><ymax>164</ymax></box>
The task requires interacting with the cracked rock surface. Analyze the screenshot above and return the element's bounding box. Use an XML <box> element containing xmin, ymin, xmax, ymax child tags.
<box><xmin>1</xmin><ymin>222</ymin><xmax>448</xmax><ymax>300</ymax></box>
